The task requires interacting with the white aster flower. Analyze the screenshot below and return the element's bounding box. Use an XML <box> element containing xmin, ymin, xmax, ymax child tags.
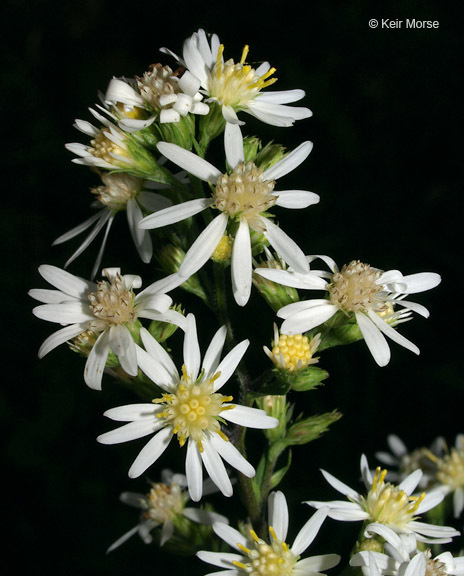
<box><xmin>139</xmin><ymin>126</ymin><xmax>318</xmax><ymax>305</ymax></box>
<box><xmin>351</xmin><ymin>547</ymin><xmax>464</xmax><ymax>576</ymax></box>
<box><xmin>105</xmin><ymin>64</ymin><xmax>209</xmax><ymax>131</ymax></box>
<box><xmin>107</xmin><ymin>469</ymin><xmax>227</xmax><ymax>553</ymax></box>
<box><xmin>162</xmin><ymin>29</ymin><xmax>312</xmax><ymax>127</ymax></box>
<box><xmin>375</xmin><ymin>434</ymin><xmax>445</xmax><ymax>489</ymax></box>
<box><xmin>197</xmin><ymin>490</ymin><xmax>340</xmax><ymax>576</ymax></box>
<box><xmin>305</xmin><ymin>454</ymin><xmax>460</xmax><ymax>560</ymax></box>
<box><xmin>97</xmin><ymin>313</ymin><xmax>279</xmax><ymax>501</ymax></box>
<box><xmin>256</xmin><ymin>256</ymin><xmax>441</xmax><ymax>366</ymax></box>
<box><xmin>53</xmin><ymin>172</ymin><xmax>173</xmax><ymax>278</ymax></box>
<box><xmin>29</xmin><ymin>265</ymin><xmax>185</xmax><ymax>390</ymax></box>
<box><xmin>428</xmin><ymin>434</ymin><xmax>464</xmax><ymax>518</ymax></box>
<box><xmin>65</xmin><ymin>106</ymin><xmax>138</xmax><ymax>170</ymax></box>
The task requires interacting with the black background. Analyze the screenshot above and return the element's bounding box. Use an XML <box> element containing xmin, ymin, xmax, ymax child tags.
<box><xmin>3</xmin><ymin>0</ymin><xmax>462</xmax><ymax>573</ymax></box>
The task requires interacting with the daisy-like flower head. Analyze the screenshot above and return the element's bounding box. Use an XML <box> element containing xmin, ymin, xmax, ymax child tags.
<box><xmin>197</xmin><ymin>490</ymin><xmax>340</xmax><ymax>576</ymax></box>
<box><xmin>256</xmin><ymin>255</ymin><xmax>441</xmax><ymax>366</ymax></box>
<box><xmin>305</xmin><ymin>454</ymin><xmax>460</xmax><ymax>560</ymax></box>
<box><xmin>351</xmin><ymin>546</ymin><xmax>464</xmax><ymax>576</ymax></box>
<box><xmin>161</xmin><ymin>29</ymin><xmax>312</xmax><ymax>127</ymax></box>
<box><xmin>29</xmin><ymin>265</ymin><xmax>186</xmax><ymax>390</ymax></box>
<box><xmin>139</xmin><ymin>125</ymin><xmax>319</xmax><ymax>306</ymax></box>
<box><xmin>264</xmin><ymin>322</ymin><xmax>321</xmax><ymax>372</ymax></box>
<box><xmin>97</xmin><ymin>314</ymin><xmax>279</xmax><ymax>501</ymax></box>
<box><xmin>53</xmin><ymin>172</ymin><xmax>173</xmax><ymax>279</ymax></box>
<box><xmin>427</xmin><ymin>434</ymin><xmax>464</xmax><ymax>518</ymax></box>
<box><xmin>375</xmin><ymin>434</ymin><xmax>445</xmax><ymax>489</ymax></box>
<box><xmin>105</xmin><ymin>64</ymin><xmax>209</xmax><ymax>131</ymax></box>
<box><xmin>107</xmin><ymin>469</ymin><xmax>228</xmax><ymax>552</ymax></box>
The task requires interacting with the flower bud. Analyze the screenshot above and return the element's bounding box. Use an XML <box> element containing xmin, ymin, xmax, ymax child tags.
<box><xmin>156</xmin><ymin>244</ymin><xmax>208</xmax><ymax>302</ymax></box>
<box><xmin>253</xmin><ymin>251</ymin><xmax>299</xmax><ymax>312</ymax></box>
<box><xmin>148</xmin><ymin>305</ymin><xmax>183</xmax><ymax>343</ymax></box>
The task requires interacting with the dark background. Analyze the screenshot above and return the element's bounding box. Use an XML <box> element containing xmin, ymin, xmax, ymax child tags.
<box><xmin>3</xmin><ymin>0</ymin><xmax>462</xmax><ymax>573</ymax></box>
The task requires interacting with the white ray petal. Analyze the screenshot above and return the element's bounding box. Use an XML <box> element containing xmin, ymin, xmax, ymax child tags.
<box><xmin>291</xmin><ymin>507</ymin><xmax>328</xmax><ymax>557</ymax></box>
<box><xmin>97</xmin><ymin>419</ymin><xmax>163</xmax><ymax>444</ymax></box>
<box><xmin>320</xmin><ymin>469</ymin><xmax>362</xmax><ymax>500</ymax></box>
<box><xmin>103</xmin><ymin>403</ymin><xmax>158</xmax><ymax>421</ymax></box>
<box><xmin>224</xmin><ymin>122</ymin><xmax>244</xmax><ymax>169</ymax></box>
<box><xmin>280</xmin><ymin>303</ymin><xmax>338</xmax><ymax>334</ymax></box>
<box><xmin>139</xmin><ymin>197</ymin><xmax>212</xmax><ymax>229</ymax></box>
<box><xmin>196</xmin><ymin>550</ymin><xmax>244</xmax><ymax>569</ymax></box>
<box><xmin>398</xmin><ymin>469</ymin><xmax>423</xmax><ymax>495</ymax></box>
<box><xmin>186</xmin><ymin>440</ymin><xmax>204</xmax><ymax>502</ymax></box>
<box><xmin>209</xmin><ymin>434</ymin><xmax>255</xmax><ymax>478</ymax></box>
<box><xmin>109</xmin><ymin>324</ymin><xmax>137</xmax><ymax>376</ymax></box>
<box><xmin>184</xmin><ymin>313</ymin><xmax>201</xmax><ymax>381</ymax></box>
<box><xmin>200</xmin><ymin>439</ymin><xmax>233</xmax><ymax>497</ymax></box>
<box><xmin>37</xmin><ymin>323</ymin><xmax>88</xmax><ymax>358</ymax></box>
<box><xmin>273</xmin><ymin>189</ymin><xmax>320</xmax><ymax>209</ymax></box>
<box><xmin>213</xmin><ymin>522</ymin><xmax>249</xmax><ymax>551</ymax></box>
<box><xmin>256</xmin><ymin>268</ymin><xmax>328</xmax><ymax>290</ymax></box>
<box><xmin>178</xmin><ymin>213</ymin><xmax>229</xmax><ymax>278</ymax></box>
<box><xmin>264</xmin><ymin>218</ymin><xmax>309</xmax><ymax>273</ymax></box>
<box><xmin>295</xmin><ymin>554</ymin><xmax>341</xmax><ymax>573</ymax></box>
<box><xmin>221</xmin><ymin>405</ymin><xmax>278</xmax><ymax>430</ymax></box>
<box><xmin>355</xmin><ymin>312</ymin><xmax>391</xmax><ymax>367</ymax></box>
<box><xmin>367</xmin><ymin>310</ymin><xmax>419</xmax><ymax>356</ymax></box>
<box><xmin>202</xmin><ymin>325</ymin><xmax>227</xmax><ymax>378</ymax></box>
<box><xmin>231</xmin><ymin>218</ymin><xmax>252</xmax><ymax>306</ymax></box>
<box><xmin>256</xmin><ymin>89</ymin><xmax>306</xmax><ymax>104</ymax></box>
<box><xmin>158</xmin><ymin>142</ymin><xmax>222</xmax><ymax>182</ymax></box>
<box><xmin>268</xmin><ymin>491</ymin><xmax>289</xmax><ymax>542</ymax></box>
<box><xmin>84</xmin><ymin>329</ymin><xmax>110</xmax><ymax>390</ymax></box>
<box><xmin>212</xmin><ymin>339</ymin><xmax>249</xmax><ymax>391</ymax></box>
<box><xmin>38</xmin><ymin>264</ymin><xmax>96</xmax><ymax>297</ymax></box>
<box><xmin>401</xmin><ymin>272</ymin><xmax>441</xmax><ymax>294</ymax></box>
<box><xmin>128</xmin><ymin>426</ymin><xmax>173</xmax><ymax>478</ymax></box>
<box><xmin>263</xmin><ymin>141</ymin><xmax>313</xmax><ymax>181</ymax></box>
<box><xmin>32</xmin><ymin>301</ymin><xmax>93</xmax><ymax>324</ymax></box>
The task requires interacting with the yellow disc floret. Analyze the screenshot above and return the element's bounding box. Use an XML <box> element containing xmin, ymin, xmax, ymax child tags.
<box><xmin>154</xmin><ymin>366</ymin><xmax>234</xmax><ymax>450</ymax></box>
<box><xmin>363</xmin><ymin>467</ymin><xmax>425</xmax><ymax>527</ymax></box>
<box><xmin>208</xmin><ymin>44</ymin><xmax>277</xmax><ymax>109</ymax></box>
<box><xmin>265</xmin><ymin>325</ymin><xmax>320</xmax><ymax>372</ymax></box>
<box><xmin>233</xmin><ymin>527</ymin><xmax>296</xmax><ymax>576</ymax></box>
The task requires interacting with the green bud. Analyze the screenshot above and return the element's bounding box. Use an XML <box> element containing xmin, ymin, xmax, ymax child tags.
<box><xmin>311</xmin><ymin>310</ymin><xmax>364</xmax><ymax>351</ymax></box>
<box><xmin>198</xmin><ymin>101</ymin><xmax>226</xmax><ymax>152</ymax></box>
<box><xmin>253</xmin><ymin>265</ymin><xmax>299</xmax><ymax>313</ymax></box>
<box><xmin>285</xmin><ymin>410</ymin><xmax>342</xmax><ymax>447</ymax></box>
<box><xmin>155</xmin><ymin>113</ymin><xmax>196</xmax><ymax>151</ymax></box>
<box><xmin>124</xmin><ymin>138</ymin><xmax>177</xmax><ymax>186</ymax></box>
<box><xmin>254</xmin><ymin>141</ymin><xmax>287</xmax><ymax>172</ymax></box>
<box><xmin>148</xmin><ymin>305</ymin><xmax>183</xmax><ymax>343</ymax></box>
<box><xmin>242</xmin><ymin>136</ymin><xmax>262</xmax><ymax>163</ymax></box>
<box><xmin>256</xmin><ymin>395</ymin><xmax>291</xmax><ymax>443</ymax></box>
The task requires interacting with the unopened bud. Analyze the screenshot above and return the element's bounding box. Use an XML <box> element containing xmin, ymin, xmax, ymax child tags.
<box><xmin>211</xmin><ymin>235</ymin><xmax>233</xmax><ymax>264</ymax></box>
<box><xmin>148</xmin><ymin>305</ymin><xmax>183</xmax><ymax>343</ymax></box>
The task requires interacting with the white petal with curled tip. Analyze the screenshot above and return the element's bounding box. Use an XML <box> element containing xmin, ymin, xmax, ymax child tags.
<box><xmin>109</xmin><ymin>324</ymin><xmax>137</xmax><ymax>376</ymax></box>
<box><xmin>97</xmin><ymin>418</ymin><xmax>164</xmax><ymax>444</ymax></box>
<box><xmin>268</xmin><ymin>491</ymin><xmax>289</xmax><ymax>542</ymax></box>
<box><xmin>105</xmin><ymin>77</ymin><xmax>145</xmax><ymax>107</ymax></box>
<box><xmin>224</xmin><ymin>122</ymin><xmax>244</xmax><ymax>170</ymax></box>
<box><xmin>38</xmin><ymin>264</ymin><xmax>96</xmax><ymax>297</ymax></box>
<box><xmin>184</xmin><ymin>314</ymin><xmax>201</xmax><ymax>381</ymax></box>
<box><xmin>213</xmin><ymin>522</ymin><xmax>249</xmax><ymax>551</ymax></box>
<box><xmin>221</xmin><ymin>405</ymin><xmax>278</xmax><ymax>430</ymax></box>
<box><xmin>231</xmin><ymin>218</ymin><xmax>252</xmax><ymax>306</ymax></box>
<box><xmin>294</xmin><ymin>554</ymin><xmax>341</xmax><ymax>574</ymax></box>
<box><xmin>178</xmin><ymin>213</ymin><xmax>229</xmax><ymax>278</ymax></box>
<box><xmin>158</xmin><ymin>142</ymin><xmax>222</xmax><ymax>182</ymax></box>
<box><xmin>273</xmin><ymin>189</ymin><xmax>320</xmax><ymax>209</ymax></box>
<box><xmin>264</xmin><ymin>218</ymin><xmax>309</xmax><ymax>273</ymax></box>
<box><xmin>196</xmin><ymin>550</ymin><xmax>244</xmax><ymax>569</ymax></box>
<box><xmin>182</xmin><ymin>36</ymin><xmax>209</xmax><ymax>85</ymax></box>
<box><xmin>209</xmin><ymin>434</ymin><xmax>255</xmax><ymax>478</ymax></box>
<box><xmin>392</xmin><ymin>299</ymin><xmax>430</xmax><ymax>318</ymax></box>
<box><xmin>136</xmin><ymin>292</ymin><xmax>172</xmax><ymax>314</ymax></box>
<box><xmin>367</xmin><ymin>310</ymin><xmax>419</xmax><ymax>356</ymax></box>
<box><xmin>37</xmin><ymin>323</ymin><xmax>88</xmax><ymax>358</ymax></box>
<box><xmin>355</xmin><ymin>312</ymin><xmax>391</xmax><ymax>367</ymax></box>
<box><xmin>281</xmin><ymin>303</ymin><xmax>338</xmax><ymax>334</ymax></box>
<box><xmin>84</xmin><ymin>329</ymin><xmax>110</xmax><ymax>390</ymax></box>
<box><xmin>263</xmin><ymin>141</ymin><xmax>313</xmax><ymax>181</ymax></box>
<box><xmin>128</xmin><ymin>426</ymin><xmax>173</xmax><ymax>478</ymax></box>
<box><xmin>256</xmin><ymin>89</ymin><xmax>306</xmax><ymax>104</ymax></box>
<box><xmin>291</xmin><ymin>507</ymin><xmax>328</xmax><ymax>557</ymax></box>
<box><xmin>202</xmin><ymin>325</ymin><xmax>227</xmax><ymax>378</ymax></box>
<box><xmin>178</xmin><ymin>70</ymin><xmax>201</xmax><ymax>96</ymax></box>
<box><xmin>139</xmin><ymin>197</ymin><xmax>212</xmax><ymax>229</ymax></box>
<box><xmin>200</xmin><ymin>439</ymin><xmax>233</xmax><ymax>497</ymax></box>
<box><xmin>186</xmin><ymin>439</ymin><xmax>204</xmax><ymax>502</ymax></box>
<box><xmin>212</xmin><ymin>339</ymin><xmax>249</xmax><ymax>391</ymax></box>
<box><xmin>401</xmin><ymin>272</ymin><xmax>441</xmax><ymax>294</ymax></box>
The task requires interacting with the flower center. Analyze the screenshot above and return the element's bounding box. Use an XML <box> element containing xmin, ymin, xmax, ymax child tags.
<box><xmin>144</xmin><ymin>481</ymin><xmax>184</xmax><ymax>524</ymax></box>
<box><xmin>214</xmin><ymin>162</ymin><xmax>276</xmax><ymax>230</ymax></box>
<box><xmin>233</xmin><ymin>527</ymin><xmax>296</xmax><ymax>576</ymax></box>
<box><xmin>208</xmin><ymin>44</ymin><xmax>277</xmax><ymax>108</ymax></box>
<box><xmin>137</xmin><ymin>63</ymin><xmax>180</xmax><ymax>110</ymax></box>
<box><xmin>88</xmin><ymin>271</ymin><xmax>137</xmax><ymax>327</ymax></box>
<box><xmin>436</xmin><ymin>439</ymin><xmax>464</xmax><ymax>490</ymax></box>
<box><xmin>270</xmin><ymin>333</ymin><xmax>319</xmax><ymax>372</ymax></box>
<box><xmin>425</xmin><ymin>550</ymin><xmax>448</xmax><ymax>576</ymax></box>
<box><xmin>363</xmin><ymin>467</ymin><xmax>425</xmax><ymax>527</ymax></box>
<box><xmin>92</xmin><ymin>173</ymin><xmax>142</xmax><ymax>210</ymax></box>
<box><xmin>329</xmin><ymin>260</ymin><xmax>382</xmax><ymax>313</ymax></box>
<box><xmin>154</xmin><ymin>367</ymin><xmax>234</xmax><ymax>450</ymax></box>
<box><xmin>90</xmin><ymin>130</ymin><xmax>128</xmax><ymax>165</ymax></box>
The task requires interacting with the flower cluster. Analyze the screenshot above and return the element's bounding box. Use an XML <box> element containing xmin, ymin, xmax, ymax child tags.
<box><xmin>29</xmin><ymin>27</ymin><xmax>458</xmax><ymax>576</ymax></box>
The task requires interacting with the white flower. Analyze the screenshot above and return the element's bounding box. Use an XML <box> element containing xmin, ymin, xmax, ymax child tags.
<box><xmin>197</xmin><ymin>490</ymin><xmax>340</xmax><ymax>576</ymax></box>
<box><xmin>256</xmin><ymin>256</ymin><xmax>441</xmax><ymax>366</ymax></box>
<box><xmin>162</xmin><ymin>29</ymin><xmax>312</xmax><ymax>127</ymax></box>
<box><xmin>375</xmin><ymin>434</ymin><xmax>445</xmax><ymax>488</ymax></box>
<box><xmin>29</xmin><ymin>265</ymin><xmax>185</xmax><ymax>390</ymax></box>
<box><xmin>104</xmin><ymin>64</ymin><xmax>209</xmax><ymax>131</ymax></box>
<box><xmin>305</xmin><ymin>454</ymin><xmax>460</xmax><ymax>560</ymax></box>
<box><xmin>429</xmin><ymin>434</ymin><xmax>464</xmax><ymax>518</ymax></box>
<box><xmin>65</xmin><ymin>106</ymin><xmax>138</xmax><ymax>170</ymax></box>
<box><xmin>97</xmin><ymin>313</ymin><xmax>279</xmax><ymax>501</ymax></box>
<box><xmin>139</xmin><ymin>126</ymin><xmax>318</xmax><ymax>305</ymax></box>
<box><xmin>53</xmin><ymin>172</ymin><xmax>173</xmax><ymax>278</ymax></box>
<box><xmin>107</xmin><ymin>469</ymin><xmax>227</xmax><ymax>553</ymax></box>
<box><xmin>351</xmin><ymin>547</ymin><xmax>464</xmax><ymax>576</ymax></box>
